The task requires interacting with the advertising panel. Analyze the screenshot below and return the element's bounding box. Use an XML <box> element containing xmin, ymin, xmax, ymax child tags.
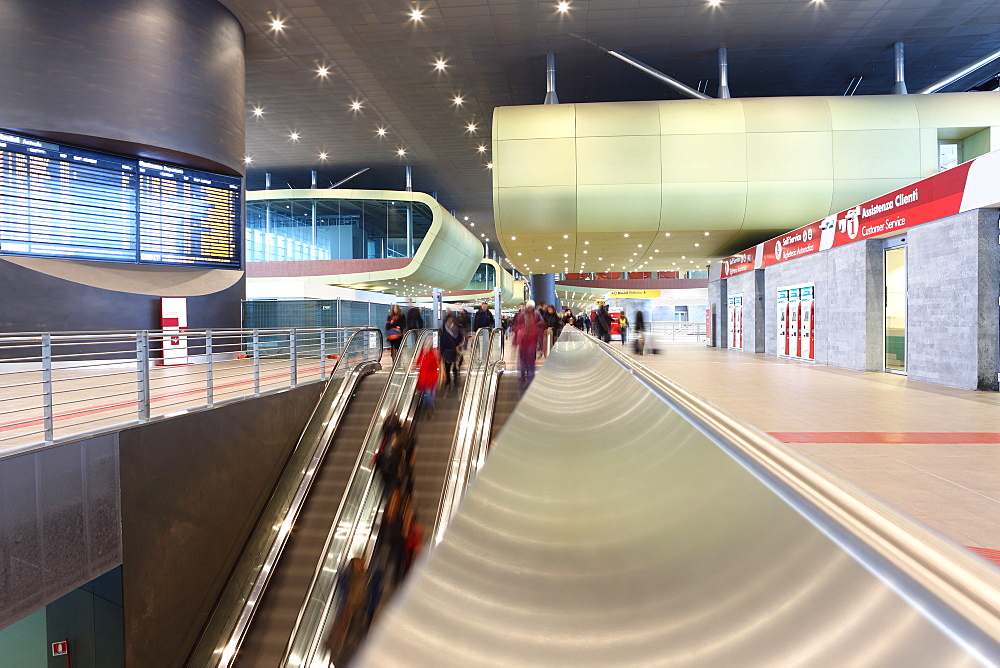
<box><xmin>161</xmin><ymin>297</ymin><xmax>189</xmax><ymax>366</ymax></box>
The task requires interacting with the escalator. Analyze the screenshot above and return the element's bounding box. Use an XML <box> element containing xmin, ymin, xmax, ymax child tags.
<box><xmin>488</xmin><ymin>374</ymin><xmax>520</xmax><ymax>443</ymax></box>
<box><xmin>409</xmin><ymin>387</ymin><xmax>463</xmax><ymax>543</ymax></box>
<box><xmin>234</xmin><ymin>372</ymin><xmax>388</xmax><ymax>665</ymax></box>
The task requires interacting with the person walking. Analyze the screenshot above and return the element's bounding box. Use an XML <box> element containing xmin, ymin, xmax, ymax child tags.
<box><xmin>634</xmin><ymin>309</ymin><xmax>646</xmax><ymax>354</ymax></box>
<box><xmin>512</xmin><ymin>300</ymin><xmax>545</xmax><ymax>390</ymax></box>
<box><xmin>439</xmin><ymin>313</ymin><xmax>463</xmax><ymax>389</ymax></box>
<box><xmin>406</xmin><ymin>304</ymin><xmax>424</xmax><ymax>331</ymax></box>
<box><xmin>618</xmin><ymin>311</ymin><xmax>629</xmax><ymax>345</ymax></box>
<box><xmin>594</xmin><ymin>305</ymin><xmax>612</xmax><ymax>343</ymax></box>
<box><xmin>385</xmin><ymin>304</ymin><xmax>406</xmax><ymax>359</ymax></box>
<box><xmin>473</xmin><ymin>302</ymin><xmax>495</xmax><ymax>331</ymax></box>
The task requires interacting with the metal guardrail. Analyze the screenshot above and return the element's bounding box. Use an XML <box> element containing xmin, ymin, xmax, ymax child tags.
<box><xmin>0</xmin><ymin>326</ymin><xmax>376</xmax><ymax>458</ymax></box>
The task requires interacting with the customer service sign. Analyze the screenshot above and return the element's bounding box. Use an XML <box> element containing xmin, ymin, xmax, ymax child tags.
<box><xmin>720</xmin><ymin>150</ymin><xmax>1000</xmax><ymax>278</ymax></box>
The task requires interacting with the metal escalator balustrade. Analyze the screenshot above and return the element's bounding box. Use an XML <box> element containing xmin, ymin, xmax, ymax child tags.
<box><xmin>356</xmin><ymin>328</ymin><xmax>1000</xmax><ymax>665</ymax></box>
<box><xmin>186</xmin><ymin>327</ymin><xmax>383</xmax><ymax>667</ymax></box>
<box><xmin>282</xmin><ymin>328</ymin><xmax>438</xmax><ymax>668</ymax></box>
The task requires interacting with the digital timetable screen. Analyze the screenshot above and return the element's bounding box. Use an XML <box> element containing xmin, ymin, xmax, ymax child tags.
<box><xmin>0</xmin><ymin>130</ymin><xmax>241</xmax><ymax>268</ymax></box>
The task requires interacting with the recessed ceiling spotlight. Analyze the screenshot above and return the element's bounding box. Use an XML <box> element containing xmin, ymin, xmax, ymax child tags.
<box><xmin>289</xmin><ymin>131</ymin><xmax>300</xmax><ymax>142</ymax></box>
<box><xmin>518</xmin><ymin>252</ymin><xmax>522</xmax><ymax>256</ymax></box>
<box><xmin>410</xmin><ymin>8</ymin><xmax>424</xmax><ymax>20</ymax></box>
<box><xmin>556</xmin><ymin>1</ymin><xmax>570</xmax><ymax>12</ymax></box>
<box><xmin>598</xmin><ymin>257</ymin><xmax>603</xmax><ymax>260</ymax></box>
<box><xmin>452</xmin><ymin>95</ymin><xmax>464</xmax><ymax>106</ymax></box>
<box><xmin>316</xmin><ymin>65</ymin><xmax>329</xmax><ymax>78</ymax></box>
<box><xmin>251</xmin><ymin>106</ymin><xmax>264</xmax><ymax>118</ymax></box>
<box><xmin>623</xmin><ymin>233</ymin><xmax>629</xmax><ymax>238</ymax></box>
<box><xmin>350</xmin><ymin>100</ymin><xmax>363</xmax><ymax>111</ymax></box>
<box><xmin>464</xmin><ymin>216</ymin><xmax>469</xmax><ymax>220</ymax></box>
<box><xmin>665</xmin><ymin>232</ymin><xmax>671</xmax><ymax>237</ymax></box>
<box><xmin>397</xmin><ymin>147</ymin><xmax>407</xmax><ymax>157</ymax></box>
<box><xmin>243</xmin><ymin>155</ymin><xmax>253</xmax><ymax>165</ymax></box>
<box><xmin>318</xmin><ymin>152</ymin><xmax>328</xmax><ymax>161</ymax></box>
<box><xmin>694</xmin><ymin>243</ymin><xmax>700</xmax><ymax>247</ymax></box>
<box><xmin>708</xmin><ymin>0</ymin><xmax>721</xmax><ymax>6</ymax></box>
<box><xmin>433</xmin><ymin>58</ymin><xmax>447</xmax><ymax>71</ymax></box>
<box><xmin>704</xmin><ymin>231</ymin><xmax>710</xmax><ymax>236</ymax></box>
<box><xmin>376</xmin><ymin>127</ymin><xmax>387</xmax><ymax>137</ymax></box>
<box><xmin>564</xmin><ymin>253</ymin><xmax>568</xmax><ymax>257</ymax></box>
<box><xmin>511</xmin><ymin>236</ymin><xmax>516</xmax><ymax>240</ymax></box>
<box><xmin>486</xmin><ymin>162</ymin><xmax>493</xmax><ymax>169</ymax></box>
<box><xmin>470</xmin><ymin>222</ymin><xmax>475</xmax><ymax>226</ymax></box>
<box><xmin>466</xmin><ymin>122</ymin><xmax>478</xmax><ymax>133</ymax></box>
<box><xmin>270</xmin><ymin>17</ymin><xmax>284</xmax><ymax>31</ymax></box>
<box><xmin>477</xmin><ymin>145</ymin><xmax>487</xmax><ymax>153</ymax></box>
<box><xmin>583</xmin><ymin>250</ymin><xmax>588</xmax><ymax>254</ymax></box>
<box><xmin>547</xmin><ymin>245</ymin><xmax>552</xmax><ymax>249</ymax></box>
<box><xmin>637</xmin><ymin>243</ymin><xmax>643</xmax><ymax>247</ymax></box>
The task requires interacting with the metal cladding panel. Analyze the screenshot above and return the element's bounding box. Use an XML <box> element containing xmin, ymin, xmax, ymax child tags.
<box><xmin>493</xmin><ymin>93</ymin><xmax>1000</xmax><ymax>263</ymax></box>
<box><xmin>0</xmin><ymin>0</ymin><xmax>245</xmax><ymax>175</ymax></box>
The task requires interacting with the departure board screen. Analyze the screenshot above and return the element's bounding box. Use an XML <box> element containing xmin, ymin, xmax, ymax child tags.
<box><xmin>0</xmin><ymin>130</ymin><xmax>241</xmax><ymax>268</ymax></box>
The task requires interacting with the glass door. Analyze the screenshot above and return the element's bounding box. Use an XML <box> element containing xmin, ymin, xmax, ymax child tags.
<box><xmin>884</xmin><ymin>246</ymin><xmax>907</xmax><ymax>373</ymax></box>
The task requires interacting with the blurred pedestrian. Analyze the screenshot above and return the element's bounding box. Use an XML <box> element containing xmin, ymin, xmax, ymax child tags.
<box><xmin>415</xmin><ymin>343</ymin><xmax>439</xmax><ymax>417</ymax></box>
<box><xmin>440</xmin><ymin>313</ymin><xmax>463</xmax><ymax>389</ymax></box>
<box><xmin>594</xmin><ymin>305</ymin><xmax>612</xmax><ymax>343</ymax></box>
<box><xmin>513</xmin><ymin>300</ymin><xmax>545</xmax><ymax>390</ymax></box>
<box><xmin>405</xmin><ymin>303</ymin><xmax>424</xmax><ymax>330</ymax></box>
<box><xmin>385</xmin><ymin>304</ymin><xmax>406</xmax><ymax>359</ymax></box>
<box><xmin>618</xmin><ymin>311</ymin><xmax>629</xmax><ymax>345</ymax></box>
<box><xmin>473</xmin><ymin>302</ymin><xmax>495</xmax><ymax>331</ymax></box>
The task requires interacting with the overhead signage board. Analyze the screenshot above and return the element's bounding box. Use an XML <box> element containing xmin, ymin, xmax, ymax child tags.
<box><xmin>720</xmin><ymin>150</ymin><xmax>1000</xmax><ymax>278</ymax></box>
<box><xmin>608</xmin><ymin>289</ymin><xmax>660</xmax><ymax>298</ymax></box>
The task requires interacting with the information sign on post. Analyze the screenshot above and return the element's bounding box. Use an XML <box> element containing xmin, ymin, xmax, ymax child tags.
<box><xmin>161</xmin><ymin>297</ymin><xmax>189</xmax><ymax>366</ymax></box>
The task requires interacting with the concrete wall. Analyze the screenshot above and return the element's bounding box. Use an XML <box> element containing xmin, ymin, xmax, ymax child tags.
<box><xmin>907</xmin><ymin>209</ymin><xmax>1000</xmax><ymax>390</ymax></box>
<box><xmin>725</xmin><ymin>269</ymin><xmax>765</xmax><ymax>353</ymax></box>
<box><xmin>706</xmin><ymin>277</ymin><xmax>726</xmax><ymax>347</ymax></box>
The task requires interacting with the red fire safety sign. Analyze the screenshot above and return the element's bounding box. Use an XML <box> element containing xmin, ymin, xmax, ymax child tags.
<box><xmin>52</xmin><ymin>640</ymin><xmax>68</xmax><ymax>655</ymax></box>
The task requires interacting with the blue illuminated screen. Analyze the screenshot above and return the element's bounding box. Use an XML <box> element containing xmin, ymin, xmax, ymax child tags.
<box><xmin>0</xmin><ymin>130</ymin><xmax>241</xmax><ymax>268</ymax></box>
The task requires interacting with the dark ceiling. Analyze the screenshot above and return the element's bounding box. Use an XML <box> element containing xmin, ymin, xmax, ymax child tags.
<box><xmin>222</xmin><ymin>0</ymin><xmax>1000</xmax><ymax>264</ymax></box>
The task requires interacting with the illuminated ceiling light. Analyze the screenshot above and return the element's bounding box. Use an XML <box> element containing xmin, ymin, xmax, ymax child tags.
<box><xmin>694</xmin><ymin>243</ymin><xmax>700</xmax><ymax>247</ymax></box>
<box><xmin>637</xmin><ymin>243</ymin><xmax>643</xmax><ymax>248</ymax></box>
<box><xmin>251</xmin><ymin>106</ymin><xmax>264</xmax><ymax>118</ymax></box>
<box><xmin>682</xmin><ymin>255</ymin><xmax>686</xmax><ymax>259</ymax></box>
<box><xmin>243</xmin><ymin>155</ymin><xmax>253</xmax><ymax>165</ymax></box>
<box><xmin>708</xmin><ymin>0</ymin><xmax>721</xmax><ymax>5</ymax></box>
<box><xmin>410</xmin><ymin>8</ymin><xmax>424</xmax><ymax>20</ymax></box>
<box><xmin>486</xmin><ymin>162</ymin><xmax>493</xmax><ymax>169</ymax></box>
<box><xmin>316</xmin><ymin>65</ymin><xmax>329</xmax><ymax>78</ymax></box>
<box><xmin>583</xmin><ymin>250</ymin><xmax>588</xmax><ymax>254</ymax></box>
<box><xmin>704</xmin><ymin>231</ymin><xmax>711</xmax><ymax>236</ymax></box>
<box><xmin>633</xmin><ymin>252</ymin><xmax>638</xmax><ymax>256</ymax></box>
<box><xmin>396</xmin><ymin>147</ymin><xmax>407</xmax><ymax>157</ymax></box>
<box><xmin>535</xmin><ymin>258</ymin><xmax>539</xmax><ymax>261</ymax></box>
<box><xmin>623</xmin><ymin>233</ymin><xmax>629</xmax><ymax>238</ymax></box>
<box><xmin>376</xmin><ymin>127</ymin><xmax>387</xmax><ymax>137</ymax></box>
<box><xmin>289</xmin><ymin>131</ymin><xmax>300</xmax><ymax>142</ymax></box>
<box><xmin>665</xmin><ymin>232</ymin><xmax>671</xmax><ymax>237</ymax></box>
<box><xmin>477</xmin><ymin>145</ymin><xmax>487</xmax><ymax>153</ymax></box>
<box><xmin>350</xmin><ymin>100</ymin><xmax>363</xmax><ymax>111</ymax></box>
<box><xmin>547</xmin><ymin>245</ymin><xmax>552</xmax><ymax>249</ymax></box>
<box><xmin>556</xmin><ymin>0</ymin><xmax>570</xmax><ymax>12</ymax></box>
<box><xmin>464</xmin><ymin>216</ymin><xmax>469</xmax><ymax>220</ymax></box>
<box><xmin>452</xmin><ymin>95</ymin><xmax>464</xmax><ymax>106</ymax></box>
<box><xmin>517</xmin><ymin>252</ymin><xmax>522</xmax><ymax>256</ymax></box>
<box><xmin>318</xmin><ymin>152</ymin><xmax>328</xmax><ymax>161</ymax></box>
<box><xmin>270</xmin><ymin>17</ymin><xmax>284</xmax><ymax>31</ymax></box>
<box><xmin>564</xmin><ymin>253</ymin><xmax>568</xmax><ymax>257</ymax></box>
<box><xmin>598</xmin><ymin>256</ymin><xmax>603</xmax><ymax>260</ymax></box>
<box><xmin>466</xmin><ymin>122</ymin><xmax>478</xmax><ymax>133</ymax></box>
<box><xmin>433</xmin><ymin>58</ymin><xmax>447</xmax><ymax>71</ymax></box>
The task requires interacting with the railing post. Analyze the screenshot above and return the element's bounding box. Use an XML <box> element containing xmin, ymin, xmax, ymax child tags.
<box><xmin>41</xmin><ymin>334</ymin><xmax>54</xmax><ymax>443</ymax></box>
<box><xmin>252</xmin><ymin>329</ymin><xmax>260</xmax><ymax>396</ymax></box>
<box><xmin>206</xmin><ymin>330</ymin><xmax>214</xmax><ymax>407</ymax></box>
<box><xmin>137</xmin><ymin>331</ymin><xmax>151</xmax><ymax>422</ymax></box>
<box><xmin>320</xmin><ymin>328</ymin><xmax>327</xmax><ymax>378</ymax></box>
<box><xmin>290</xmin><ymin>328</ymin><xmax>298</xmax><ymax>388</ymax></box>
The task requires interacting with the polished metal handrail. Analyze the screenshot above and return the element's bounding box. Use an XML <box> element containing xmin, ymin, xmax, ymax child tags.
<box><xmin>0</xmin><ymin>326</ymin><xmax>370</xmax><ymax>458</ymax></box>
<box><xmin>587</xmin><ymin>331</ymin><xmax>1000</xmax><ymax>661</ymax></box>
<box><xmin>186</xmin><ymin>328</ymin><xmax>382</xmax><ymax>667</ymax></box>
<box><xmin>282</xmin><ymin>328</ymin><xmax>437</xmax><ymax>668</ymax></box>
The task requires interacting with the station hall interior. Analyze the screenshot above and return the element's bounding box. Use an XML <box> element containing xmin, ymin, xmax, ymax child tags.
<box><xmin>3</xmin><ymin>0</ymin><xmax>1000</xmax><ymax>665</ymax></box>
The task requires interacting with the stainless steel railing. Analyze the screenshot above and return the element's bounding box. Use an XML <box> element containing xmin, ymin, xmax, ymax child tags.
<box><xmin>0</xmin><ymin>326</ymin><xmax>374</xmax><ymax>458</ymax></box>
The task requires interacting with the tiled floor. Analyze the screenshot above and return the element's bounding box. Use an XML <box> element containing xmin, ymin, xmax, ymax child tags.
<box><xmin>625</xmin><ymin>342</ymin><xmax>1000</xmax><ymax>550</ymax></box>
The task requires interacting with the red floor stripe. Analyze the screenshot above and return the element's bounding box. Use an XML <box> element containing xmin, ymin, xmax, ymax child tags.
<box><xmin>968</xmin><ymin>547</ymin><xmax>1000</xmax><ymax>567</ymax></box>
<box><xmin>769</xmin><ymin>432</ymin><xmax>1000</xmax><ymax>444</ymax></box>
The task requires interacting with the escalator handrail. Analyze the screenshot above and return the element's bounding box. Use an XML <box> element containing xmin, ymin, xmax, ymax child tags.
<box><xmin>281</xmin><ymin>328</ymin><xmax>438</xmax><ymax>668</ymax></box>
<box><xmin>584</xmin><ymin>329</ymin><xmax>1000</xmax><ymax>660</ymax></box>
<box><xmin>433</xmin><ymin>327</ymin><xmax>505</xmax><ymax>545</ymax></box>
<box><xmin>186</xmin><ymin>327</ymin><xmax>384</xmax><ymax>667</ymax></box>
<box><xmin>469</xmin><ymin>358</ymin><xmax>506</xmax><ymax>484</ymax></box>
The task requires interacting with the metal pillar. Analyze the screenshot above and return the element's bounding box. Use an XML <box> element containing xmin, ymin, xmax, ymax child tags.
<box><xmin>718</xmin><ymin>48</ymin><xmax>731</xmax><ymax>98</ymax></box>
<box><xmin>530</xmin><ymin>273</ymin><xmax>560</xmax><ymax>310</ymax></box>
<box><xmin>405</xmin><ymin>166</ymin><xmax>413</xmax><ymax>257</ymax></box>
<box><xmin>544</xmin><ymin>54</ymin><xmax>559</xmax><ymax>104</ymax></box>
<box><xmin>892</xmin><ymin>42</ymin><xmax>908</xmax><ymax>95</ymax></box>
<box><xmin>310</xmin><ymin>171</ymin><xmax>317</xmax><ymax>251</ymax></box>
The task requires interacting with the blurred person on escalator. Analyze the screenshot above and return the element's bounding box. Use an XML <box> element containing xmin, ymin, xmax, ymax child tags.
<box><xmin>385</xmin><ymin>304</ymin><xmax>406</xmax><ymax>359</ymax></box>
<box><xmin>473</xmin><ymin>302</ymin><xmax>495</xmax><ymax>331</ymax></box>
<box><xmin>440</xmin><ymin>313</ymin><xmax>463</xmax><ymax>389</ymax></box>
<box><xmin>513</xmin><ymin>300</ymin><xmax>545</xmax><ymax>390</ymax></box>
<box><xmin>415</xmin><ymin>343</ymin><xmax>440</xmax><ymax>418</ymax></box>
<box><xmin>405</xmin><ymin>303</ymin><xmax>424</xmax><ymax>331</ymax></box>
<box><xmin>328</xmin><ymin>557</ymin><xmax>367</xmax><ymax>665</ymax></box>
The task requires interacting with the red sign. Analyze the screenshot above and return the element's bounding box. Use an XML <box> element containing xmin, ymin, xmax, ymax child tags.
<box><xmin>52</xmin><ymin>640</ymin><xmax>68</xmax><ymax>655</ymax></box>
<box><xmin>720</xmin><ymin>158</ymin><xmax>982</xmax><ymax>277</ymax></box>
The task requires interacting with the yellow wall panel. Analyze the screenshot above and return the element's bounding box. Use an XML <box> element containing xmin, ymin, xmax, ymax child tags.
<box><xmin>576</xmin><ymin>184</ymin><xmax>660</xmax><ymax>233</ymax></box>
<box><xmin>745</xmin><ymin>180</ymin><xmax>833</xmax><ymax>230</ymax></box>
<box><xmin>830</xmin><ymin>178</ymin><xmax>917</xmax><ymax>212</ymax></box>
<box><xmin>577</xmin><ymin>136</ymin><xmax>660</xmax><ymax>185</ymax></box>
<box><xmin>742</xmin><ymin>96</ymin><xmax>832</xmax><ymax>133</ymax></box>
<box><xmin>496</xmin><ymin>185</ymin><xmax>577</xmax><ymax>234</ymax></box>
<box><xmin>493</xmin><ymin>104</ymin><xmax>577</xmax><ymax>140</ymax></box>
<box><xmin>661</xmin><ymin>182</ymin><xmax>747</xmax><ymax>231</ymax></box>
<box><xmin>495</xmin><ymin>138</ymin><xmax>576</xmax><ymax>188</ymax></box>
<box><xmin>915</xmin><ymin>92</ymin><xmax>1000</xmax><ymax>129</ymax></box>
<box><xmin>657</xmin><ymin>98</ymin><xmax>745</xmax><ymax>134</ymax></box>
<box><xmin>746</xmin><ymin>132</ymin><xmax>833</xmax><ymax>181</ymax></box>
<box><xmin>826</xmin><ymin>96</ymin><xmax>920</xmax><ymax>130</ymax></box>
<box><xmin>831</xmin><ymin>129</ymin><xmax>922</xmax><ymax>180</ymax></box>
<box><xmin>576</xmin><ymin>101</ymin><xmax>660</xmax><ymax>137</ymax></box>
<box><xmin>662</xmin><ymin>133</ymin><xmax>747</xmax><ymax>183</ymax></box>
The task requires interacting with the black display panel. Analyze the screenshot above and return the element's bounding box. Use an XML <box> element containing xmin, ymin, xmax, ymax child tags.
<box><xmin>0</xmin><ymin>130</ymin><xmax>241</xmax><ymax>268</ymax></box>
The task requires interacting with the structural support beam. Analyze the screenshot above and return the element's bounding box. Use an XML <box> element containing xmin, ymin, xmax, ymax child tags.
<box><xmin>718</xmin><ymin>48</ymin><xmax>731</xmax><ymax>99</ymax></box>
<box><xmin>918</xmin><ymin>47</ymin><xmax>1000</xmax><ymax>94</ymax></box>
<box><xmin>892</xmin><ymin>42</ymin><xmax>907</xmax><ymax>95</ymax></box>
<box><xmin>544</xmin><ymin>54</ymin><xmax>559</xmax><ymax>104</ymax></box>
<box><xmin>606</xmin><ymin>50</ymin><xmax>711</xmax><ymax>100</ymax></box>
